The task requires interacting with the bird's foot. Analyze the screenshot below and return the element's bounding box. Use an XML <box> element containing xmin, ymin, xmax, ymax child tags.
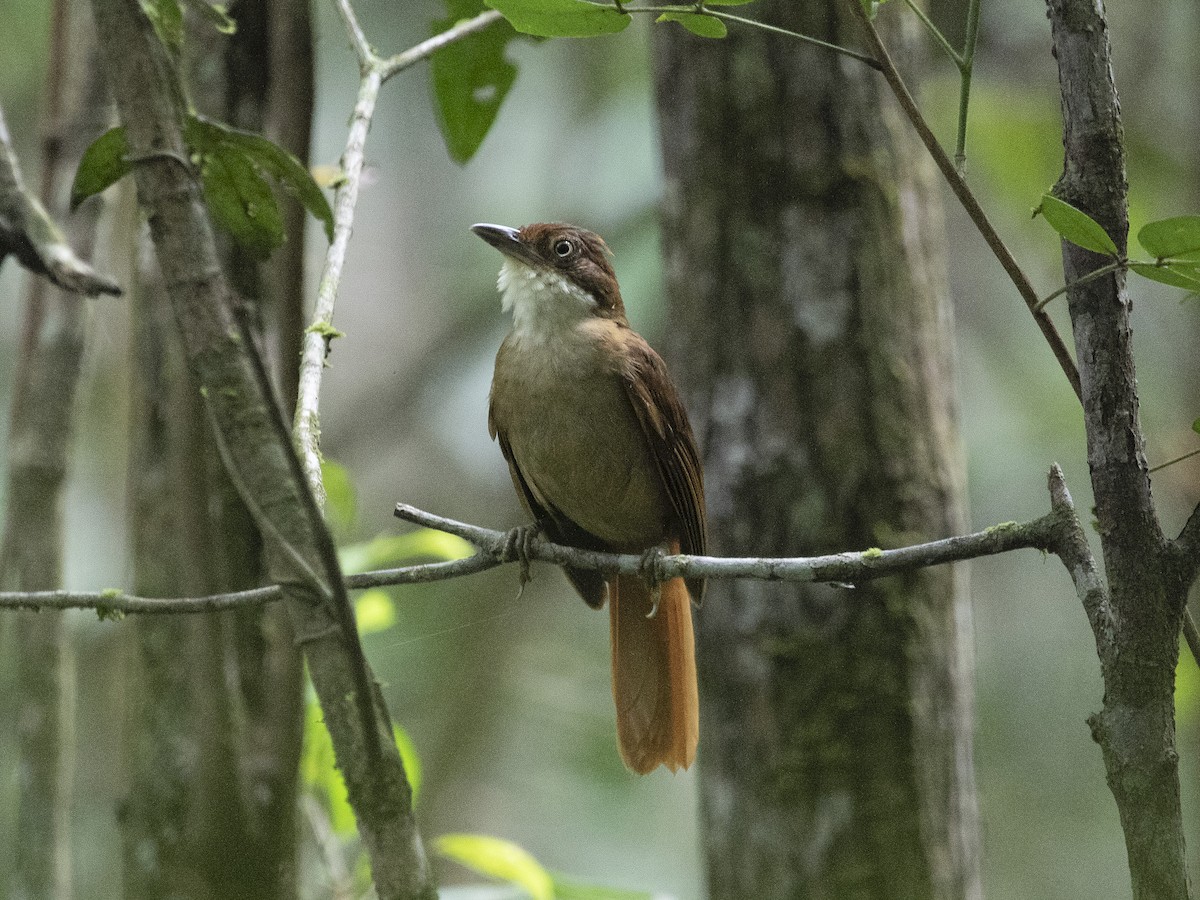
<box><xmin>500</xmin><ymin>522</ymin><xmax>542</xmax><ymax>599</ymax></box>
<box><xmin>639</xmin><ymin>546</ymin><xmax>667</xmax><ymax>619</ymax></box>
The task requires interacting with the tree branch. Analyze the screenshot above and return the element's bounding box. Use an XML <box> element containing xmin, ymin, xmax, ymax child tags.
<box><xmin>0</xmin><ymin>477</ymin><xmax>1106</xmax><ymax>622</ymax></box>
<box><xmin>0</xmin><ymin>106</ymin><xmax>120</xmax><ymax>297</ymax></box>
<box><xmin>294</xmin><ymin>3</ymin><xmax>504</xmax><ymax>504</ymax></box>
<box><xmin>1046</xmin><ymin>0</ymin><xmax>1190</xmax><ymax>894</ymax></box>
<box><xmin>1175</xmin><ymin>503</ymin><xmax>1200</xmax><ymax>576</ymax></box>
<box><xmin>88</xmin><ymin>0</ymin><xmax>434</xmax><ymax>895</ymax></box>
<box><xmin>1046</xmin><ymin>465</ymin><xmax>1112</xmax><ymax>655</ymax></box>
<box><xmin>0</xmin><ymin>556</ymin><xmax>500</xmax><ymax>614</ymax></box>
<box><xmin>392</xmin><ymin>504</ymin><xmax>1062</xmax><ymax>585</ymax></box>
<box><xmin>848</xmin><ymin>0</ymin><xmax>1082</xmax><ymax>401</ymax></box>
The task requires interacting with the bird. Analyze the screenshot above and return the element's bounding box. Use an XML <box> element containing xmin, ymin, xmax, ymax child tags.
<box><xmin>473</xmin><ymin>221</ymin><xmax>705</xmax><ymax>774</ymax></box>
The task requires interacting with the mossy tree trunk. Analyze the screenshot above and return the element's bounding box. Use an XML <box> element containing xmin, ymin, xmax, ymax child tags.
<box><xmin>119</xmin><ymin>2</ymin><xmax>312</xmax><ymax>897</ymax></box>
<box><xmin>654</xmin><ymin>4</ymin><xmax>981</xmax><ymax>897</ymax></box>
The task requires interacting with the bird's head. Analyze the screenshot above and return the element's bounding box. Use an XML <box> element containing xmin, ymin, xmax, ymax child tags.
<box><xmin>472</xmin><ymin>222</ymin><xmax>626</xmax><ymax>338</ymax></box>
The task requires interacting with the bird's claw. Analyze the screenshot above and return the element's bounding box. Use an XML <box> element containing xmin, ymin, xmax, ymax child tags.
<box><xmin>639</xmin><ymin>547</ymin><xmax>667</xmax><ymax>619</ymax></box>
<box><xmin>500</xmin><ymin>522</ymin><xmax>542</xmax><ymax>599</ymax></box>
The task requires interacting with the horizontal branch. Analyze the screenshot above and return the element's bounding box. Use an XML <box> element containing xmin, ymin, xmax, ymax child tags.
<box><xmin>0</xmin><ymin>469</ymin><xmax>1129</xmax><ymax>636</ymax></box>
<box><xmin>391</xmin><ymin>504</ymin><xmax>1062</xmax><ymax>586</ymax></box>
<box><xmin>0</xmin><ymin>555</ymin><xmax>499</xmax><ymax>615</ymax></box>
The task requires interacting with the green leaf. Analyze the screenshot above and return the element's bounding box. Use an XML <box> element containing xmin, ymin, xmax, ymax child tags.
<box><xmin>431</xmin><ymin>1</ymin><xmax>520</xmax><ymax>163</ymax></box>
<box><xmin>71</xmin><ymin>127</ymin><xmax>132</xmax><ymax>210</ymax></box>
<box><xmin>1037</xmin><ymin>194</ymin><xmax>1119</xmax><ymax>257</ymax></box>
<box><xmin>656</xmin><ymin>11</ymin><xmax>727</xmax><ymax>37</ymax></box>
<box><xmin>321</xmin><ymin>459</ymin><xmax>358</xmax><ymax>535</ymax></box>
<box><xmin>485</xmin><ymin>0</ymin><xmax>630</xmax><ymax>37</ymax></box>
<box><xmin>199</xmin><ymin>144</ymin><xmax>285</xmax><ymax>259</ymax></box>
<box><xmin>552</xmin><ymin>875</ymin><xmax>652</xmax><ymax>899</ymax></box>
<box><xmin>394</xmin><ymin>722</ymin><xmax>423</xmax><ymax>803</ymax></box>
<box><xmin>303</xmin><ymin>697</ymin><xmax>424</xmax><ymax>835</ymax></box>
<box><xmin>188</xmin><ymin>115</ymin><xmax>334</xmax><ymax>240</ymax></box>
<box><xmin>1193</xmin><ymin>418</ymin><xmax>1200</xmax><ymax>436</ymax></box>
<box><xmin>704</xmin><ymin>0</ymin><xmax>758</xmax><ymax>5</ymax></box>
<box><xmin>354</xmin><ymin>589</ymin><xmax>397</xmax><ymax>635</ymax></box>
<box><xmin>1136</xmin><ymin>216</ymin><xmax>1200</xmax><ymax>262</ymax></box>
<box><xmin>301</xmin><ymin>698</ymin><xmax>358</xmax><ymax>836</ymax></box>
<box><xmin>437</xmin><ymin>835</ymin><xmax>554</xmax><ymax>900</ymax></box>
<box><xmin>184</xmin><ymin>115</ymin><xmax>334</xmax><ymax>255</ymax></box>
<box><xmin>140</xmin><ymin>0</ymin><xmax>184</xmax><ymax>52</ymax></box>
<box><xmin>182</xmin><ymin>0</ymin><xmax>237</xmax><ymax>33</ymax></box>
<box><xmin>1129</xmin><ymin>262</ymin><xmax>1200</xmax><ymax>291</ymax></box>
<box><xmin>338</xmin><ymin>529</ymin><xmax>474</xmax><ymax>575</ymax></box>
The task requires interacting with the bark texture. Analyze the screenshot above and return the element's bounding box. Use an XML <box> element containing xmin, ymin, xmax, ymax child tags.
<box><xmin>654</xmin><ymin>4</ymin><xmax>980</xmax><ymax>897</ymax></box>
<box><xmin>1048</xmin><ymin>1</ymin><xmax>1193</xmax><ymax>896</ymax></box>
<box><xmin>91</xmin><ymin>0</ymin><xmax>433</xmax><ymax>896</ymax></box>
<box><xmin>119</xmin><ymin>5</ymin><xmax>309</xmax><ymax>897</ymax></box>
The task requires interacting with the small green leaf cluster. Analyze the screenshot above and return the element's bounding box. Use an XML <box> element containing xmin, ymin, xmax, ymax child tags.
<box><xmin>71</xmin><ymin>116</ymin><xmax>334</xmax><ymax>260</ymax></box>
<box><xmin>437</xmin><ymin>832</ymin><xmax>654</xmax><ymax>899</ymax></box>
<box><xmin>430</xmin><ymin>0</ymin><xmax>757</xmax><ymax>163</ymax></box>
<box><xmin>1037</xmin><ymin>193</ymin><xmax>1200</xmax><ymax>294</ymax></box>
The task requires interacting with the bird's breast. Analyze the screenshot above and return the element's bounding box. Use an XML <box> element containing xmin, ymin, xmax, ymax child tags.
<box><xmin>491</xmin><ymin>325</ymin><xmax>670</xmax><ymax>550</ymax></box>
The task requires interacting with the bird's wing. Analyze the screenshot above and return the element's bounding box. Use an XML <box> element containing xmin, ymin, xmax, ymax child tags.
<box><xmin>489</xmin><ymin>402</ymin><xmax>609</xmax><ymax>608</ymax></box>
<box><xmin>618</xmin><ymin>336</ymin><xmax>707</xmax><ymax>604</ymax></box>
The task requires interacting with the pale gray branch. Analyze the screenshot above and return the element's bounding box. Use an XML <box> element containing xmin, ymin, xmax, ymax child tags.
<box><xmin>379</xmin><ymin>10</ymin><xmax>504</xmax><ymax>82</ymax></box>
<box><xmin>0</xmin><ymin>469</ymin><xmax>1112</xmax><ymax>618</ymax></box>
<box><xmin>293</xmin><ymin>3</ymin><xmax>505</xmax><ymax>506</ymax></box>
<box><xmin>393</xmin><ymin>504</ymin><xmax>1062</xmax><ymax>586</ymax></box>
<box><xmin>1046</xmin><ymin>463</ymin><xmax>1112</xmax><ymax>652</ymax></box>
<box><xmin>0</xmin><ymin>555</ymin><xmax>498</xmax><ymax>614</ymax></box>
<box><xmin>0</xmin><ymin>106</ymin><xmax>120</xmax><ymax>297</ymax></box>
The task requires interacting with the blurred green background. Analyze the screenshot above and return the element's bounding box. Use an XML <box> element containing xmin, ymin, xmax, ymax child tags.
<box><xmin>0</xmin><ymin>0</ymin><xmax>1198</xmax><ymax>897</ymax></box>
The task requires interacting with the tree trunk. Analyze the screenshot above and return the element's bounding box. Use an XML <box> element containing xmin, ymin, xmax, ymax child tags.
<box><xmin>654</xmin><ymin>4</ymin><xmax>980</xmax><ymax>897</ymax></box>
<box><xmin>119</xmin><ymin>2</ymin><xmax>313</xmax><ymax>897</ymax></box>
<box><xmin>0</xmin><ymin>2</ymin><xmax>105</xmax><ymax>895</ymax></box>
<box><xmin>1047</xmin><ymin>1</ymin><xmax>1192</xmax><ymax>896</ymax></box>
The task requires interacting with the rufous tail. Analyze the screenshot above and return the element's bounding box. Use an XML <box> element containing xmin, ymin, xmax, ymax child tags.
<box><xmin>609</xmin><ymin>559</ymin><xmax>699</xmax><ymax>774</ymax></box>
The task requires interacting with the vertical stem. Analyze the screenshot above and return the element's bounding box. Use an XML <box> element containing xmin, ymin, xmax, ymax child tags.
<box><xmin>953</xmin><ymin>0</ymin><xmax>980</xmax><ymax>170</ymax></box>
<box><xmin>1046</xmin><ymin>0</ymin><xmax>1191</xmax><ymax>896</ymax></box>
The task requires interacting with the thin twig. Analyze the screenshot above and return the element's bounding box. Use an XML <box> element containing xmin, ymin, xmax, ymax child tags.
<box><xmin>848</xmin><ymin>0</ymin><xmax>1083</xmax><ymax>401</ymax></box>
<box><xmin>0</xmin><ymin>555</ymin><xmax>498</xmax><ymax>614</ymax></box>
<box><xmin>707</xmin><ymin>10</ymin><xmax>881</xmax><ymax>70</ymax></box>
<box><xmin>293</xmin><ymin>3</ymin><xmax>505</xmax><ymax>506</ymax></box>
<box><xmin>1035</xmin><ymin>261</ymin><xmax>1124</xmax><ymax>312</ymax></box>
<box><xmin>903</xmin><ymin>0</ymin><xmax>962</xmax><ymax>67</ymax></box>
<box><xmin>380</xmin><ymin>10</ymin><xmax>504</xmax><ymax>82</ymax></box>
<box><xmin>954</xmin><ymin>0</ymin><xmax>981</xmax><ymax>170</ymax></box>
<box><xmin>585</xmin><ymin>2</ymin><xmax>881</xmax><ymax>70</ymax></box>
<box><xmin>1148</xmin><ymin>446</ymin><xmax>1200</xmax><ymax>474</ymax></box>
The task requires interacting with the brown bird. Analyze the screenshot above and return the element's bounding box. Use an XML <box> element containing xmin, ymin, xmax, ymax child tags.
<box><xmin>474</xmin><ymin>222</ymin><xmax>705</xmax><ymax>774</ymax></box>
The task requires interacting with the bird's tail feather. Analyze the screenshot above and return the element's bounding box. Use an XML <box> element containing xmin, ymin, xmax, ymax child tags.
<box><xmin>609</xmin><ymin>548</ymin><xmax>698</xmax><ymax>774</ymax></box>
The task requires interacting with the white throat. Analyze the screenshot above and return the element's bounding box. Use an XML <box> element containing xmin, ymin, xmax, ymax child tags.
<box><xmin>497</xmin><ymin>258</ymin><xmax>598</xmax><ymax>344</ymax></box>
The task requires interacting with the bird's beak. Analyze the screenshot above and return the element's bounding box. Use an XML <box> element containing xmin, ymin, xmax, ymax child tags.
<box><xmin>471</xmin><ymin>223</ymin><xmax>542</xmax><ymax>268</ymax></box>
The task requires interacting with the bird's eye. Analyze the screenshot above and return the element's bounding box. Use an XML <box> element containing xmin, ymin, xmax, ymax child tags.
<box><xmin>553</xmin><ymin>239</ymin><xmax>573</xmax><ymax>258</ymax></box>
